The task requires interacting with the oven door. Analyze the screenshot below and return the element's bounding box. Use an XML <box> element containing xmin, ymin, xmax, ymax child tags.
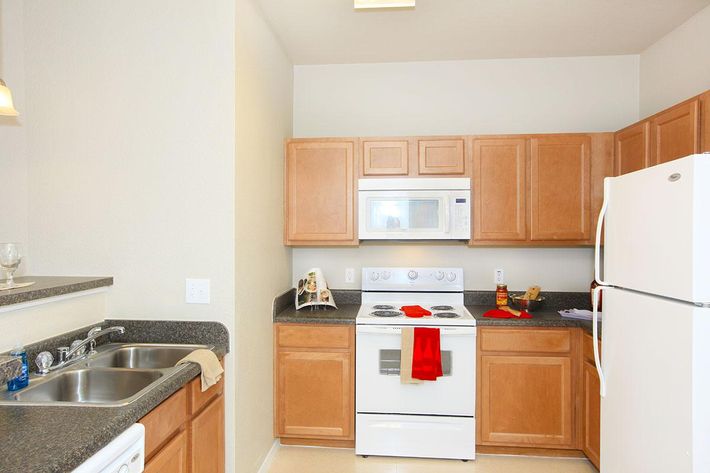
<box><xmin>358</xmin><ymin>190</ymin><xmax>470</xmax><ymax>240</ymax></box>
<box><xmin>356</xmin><ymin>325</ymin><xmax>476</xmax><ymax>416</ymax></box>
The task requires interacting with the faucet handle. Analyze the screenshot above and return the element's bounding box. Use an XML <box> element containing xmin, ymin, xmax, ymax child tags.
<box><xmin>57</xmin><ymin>346</ymin><xmax>69</xmax><ymax>363</ymax></box>
<box><xmin>36</xmin><ymin>351</ymin><xmax>54</xmax><ymax>375</ymax></box>
<box><xmin>88</xmin><ymin>326</ymin><xmax>103</xmax><ymax>337</ymax></box>
<box><xmin>70</xmin><ymin>340</ymin><xmax>86</xmax><ymax>358</ymax></box>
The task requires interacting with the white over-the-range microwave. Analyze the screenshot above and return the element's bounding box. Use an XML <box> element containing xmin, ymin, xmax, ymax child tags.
<box><xmin>358</xmin><ymin>178</ymin><xmax>471</xmax><ymax>240</ymax></box>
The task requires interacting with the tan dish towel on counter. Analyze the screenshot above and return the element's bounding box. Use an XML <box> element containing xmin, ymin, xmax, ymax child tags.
<box><xmin>176</xmin><ymin>349</ymin><xmax>224</xmax><ymax>392</ymax></box>
<box><xmin>400</xmin><ymin>327</ymin><xmax>421</xmax><ymax>384</ymax></box>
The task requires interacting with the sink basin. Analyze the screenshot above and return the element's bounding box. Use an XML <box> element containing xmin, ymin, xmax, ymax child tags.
<box><xmin>0</xmin><ymin>343</ymin><xmax>213</xmax><ymax>406</ymax></box>
<box><xmin>88</xmin><ymin>344</ymin><xmax>207</xmax><ymax>369</ymax></box>
<box><xmin>11</xmin><ymin>368</ymin><xmax>162</xmax><ymax>404</ymax></box>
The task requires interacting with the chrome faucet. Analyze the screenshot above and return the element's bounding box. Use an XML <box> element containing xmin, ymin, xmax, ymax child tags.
<box><xmin>35</xmin><ymin>325</ymin><xmax>125</xmax><ymax>375</ymax></box>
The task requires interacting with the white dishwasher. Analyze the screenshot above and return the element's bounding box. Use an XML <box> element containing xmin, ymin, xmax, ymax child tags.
<box><xmin>72</xmin><ymin>423</ymin><xmax>145</xmax><ymax>473</ymax></box>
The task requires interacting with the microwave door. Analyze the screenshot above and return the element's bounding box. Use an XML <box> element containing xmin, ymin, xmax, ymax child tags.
<box><xmin>359</xmin><ymin>192</ymin><xmax>448</xmax><ymax>239</ymax></box>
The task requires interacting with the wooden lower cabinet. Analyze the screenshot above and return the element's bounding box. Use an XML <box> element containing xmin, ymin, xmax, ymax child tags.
<box><xmin>582</xmin><ymin>360</ymin><xmax>601</xmax><ymax>469</ymax></box>
<box><xmin>191</xmin><ymin>394</ymin><xmax>225</xmax><ymax>473</ymax></box>
<box><xmin>145</xmin><ymin>430</ymin><xmax>188</xmax><ymax>473</ymax></box>
<box><xmin>582</xmin><ymin>333</ymin><xmax>601</xmax><ymax>470</ymax></box>
<box><xmin>479</xmin><ymin>355</ymin><xmax>573</xmax><ymax>446</ymax></box>
<box><xmin>477</xmin><ymin>327</ymin><xmax>602</xmax><ymax>468</ymax></box>
<box><xmin>140</xmin><ymin>367</ymin><xmax>225</xmax><ymax>473</ymax></box>
<box><xmin>274</xmin><ymin>324</ymin><xmax>355</xmax><ymax>446</ymax></box>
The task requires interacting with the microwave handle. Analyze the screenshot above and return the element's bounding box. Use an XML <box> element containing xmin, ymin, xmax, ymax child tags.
<box><xmin>444</xmin><ymin>196</ymin><xmax>451</xmax><ymax>234</ymax></box>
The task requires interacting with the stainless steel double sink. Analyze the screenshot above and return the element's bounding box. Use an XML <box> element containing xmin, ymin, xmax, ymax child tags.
<box><xmin>0</xmin><ymin>343</ymin><xmax>210</xmax><ymax>407</ymax></box>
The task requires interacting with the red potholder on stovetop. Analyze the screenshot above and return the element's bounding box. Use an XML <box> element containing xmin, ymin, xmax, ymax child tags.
<box><xmin>400</xmin><ymin>305</ymin><xmax>432</xmax><ymax>318</ymax></box>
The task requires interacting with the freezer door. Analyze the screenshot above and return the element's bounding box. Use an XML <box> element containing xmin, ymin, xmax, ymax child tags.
<box><xmin>601</xmin><ymin>154</ymin><xmax>710</xmax><ymax>303</ymax></box>
<box><xmin>600</xmin><ymin>288</ymin><xmax>710</xmax><ymax>473</ymax></box>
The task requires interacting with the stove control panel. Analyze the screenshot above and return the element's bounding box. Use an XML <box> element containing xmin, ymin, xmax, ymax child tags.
<box><xmin>362</xmin><ymin>267</ymin><xmax>464</xmax><ymax>292</ymax></box>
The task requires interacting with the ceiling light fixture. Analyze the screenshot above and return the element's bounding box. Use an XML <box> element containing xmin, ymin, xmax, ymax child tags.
<box><xmin>0</xmin><ymin>79</ymin><xmax>19</xmax><ymax>116</ymax></box>
<box><xmin>354</xmin><ymin>0</ymin><xmax>415</xmax><ymax>10</ymax></box>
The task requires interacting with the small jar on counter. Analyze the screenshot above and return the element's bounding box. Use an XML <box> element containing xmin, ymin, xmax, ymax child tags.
<box><xmin>496</xmin><ymin>284</ymin><xmax>508</xmax><ymax>307</ymax></box>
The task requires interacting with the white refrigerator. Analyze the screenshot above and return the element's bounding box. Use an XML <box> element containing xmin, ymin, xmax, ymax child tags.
<box><xmin>593</xmin><ymin>153</ymin><xmax>710</xmax><ymax>473</ymax></box>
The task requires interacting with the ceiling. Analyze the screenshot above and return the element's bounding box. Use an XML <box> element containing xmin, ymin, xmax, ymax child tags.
<box><xmin>254</xmin><ymin>0</ymin><xmax>710</xmax><ymax>64</ymax></box>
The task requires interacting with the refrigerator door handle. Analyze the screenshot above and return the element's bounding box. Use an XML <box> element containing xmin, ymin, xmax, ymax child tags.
<box><xmin>594</xmin><ymin>178</ymin><xmax>610</xmax><ymax>286</ymax></box>
<box><xmin>592</xmin><ymin>285</ymin><xmax>606</xmax><ymax>397</ymax></box>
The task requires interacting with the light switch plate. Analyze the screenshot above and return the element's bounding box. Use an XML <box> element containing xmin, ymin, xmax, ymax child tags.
<box><xmin>186</xmin><ymin>278</ymin><xmax>210</xmax><ymax>304</ymax></box>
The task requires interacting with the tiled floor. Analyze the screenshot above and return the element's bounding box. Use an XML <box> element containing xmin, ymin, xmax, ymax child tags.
<box><xmin>266</xmin><ymin>446</ymin><xmax>597</xmax><ymax>473</ymax></box>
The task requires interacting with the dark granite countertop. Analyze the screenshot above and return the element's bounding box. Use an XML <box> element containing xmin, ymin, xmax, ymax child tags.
<box><xmin>0</xmin><ymin>320</ymin><xmax>229</xmax><ymax>473</ymax></box>
<box><xmin>0</xmin><ymin>276</ymin><xmax>114</xmax><ymax>307</ymax></box>
<box><xmin>466</xmin><ymin>305</ymin><xmax>601</xmax><ymax>337</ymax></box>
<box><xmin>271</xmin><ymin>288</ymin><xmax>600</xmax><ymax>335</ymax></box>
<box><xmin>274</xmin><ymin>305</ymin><xmax>360</xmax><ymax>325</ymax></box>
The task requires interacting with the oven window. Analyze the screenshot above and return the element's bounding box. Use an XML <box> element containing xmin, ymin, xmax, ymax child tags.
<box><xmin>379</xmin><ymin>349</ymin><xmax>452</xmax><ymax>376</ymax></box>
<box><xmin>368</xmin><ymin>198</ymin><xmax>440</xmax><ymax>231</ymax></box>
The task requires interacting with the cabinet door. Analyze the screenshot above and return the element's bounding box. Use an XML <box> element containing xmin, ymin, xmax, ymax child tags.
<box><xmin>582</xmin><ymin>360</ymin><xmax>601</xmax><ymax>469</ymax></box>
<box><xmin>651</xmin><ymin>99</ymin><xmax>700</xmax><ymax>165</ymax></box>
<box><xmin>701</xmin><ymin>91</ymin><xmax>710</xmax><ymax>153</ymax></box>
<box><xmin>191</xmin><ymin>395</ymin><xmax>225</xmax><ymax>473</ymax></box>
<box><xmin>472</xmin><ymin>138</ymin><xmax>527</xmax><ymax>241</ymax></box>
<box><xmin>361</xmin><ymin>139</ymin><xmax>409</xmax><ymax>176</ymax></box>
<box><xmin>140</xmin><ymin>387</ymin><xmax>188</xmax><ymax>459</ymax></box>
<box><xmin>276</xmin><ymin>350</ymin><xmax>353</xmax><ymax>439</ymax></box>
<box><xmin>145</xmin><ymin>430</ymin><xmax>188</xmax><ymax>473</ymax></box>
<box><xmin>615</xmin><ymin>121</ymin><xmax>650</xmax><ymax>175</ymax></box>
<box><xmin>530</xmin><ymin>136</ymin><xmax>591</xmax><ymax>241</ymax></box>
<box><xmin>285</xmin><ymin>140</ymin><xmax>357</xmax><ymax>245</ymax></box>
<box><xmin>479</xmin><ymin>355</ymin><xmax>573</xmax><ymax>447</ymax></box>
<box><xmin>417</xmin><ymin>138</ymin><xmax>466</xmax><ymax>175</ymax></box>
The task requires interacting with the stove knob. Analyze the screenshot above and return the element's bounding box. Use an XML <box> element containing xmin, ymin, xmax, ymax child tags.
<box><xmin>435</xmin><ymin>271</ymin><xmax>445</xmax><ymax>281</ymax></box>
<box><xmin>446</xmin><ymin>272</ymin><xmax>457</xmax><ymax>282</ymax></box>
<box><xmin>408</xmin><ymin>270</ymin><xmax>418</xmax><ymax>280</ymax></box>
<box><xmin>381</xmin><ymin>271</ymin><xmax>391</xmax><ymax>280</ymax></box>
<box><xmin>369</xmin><ymin>272</ymin><xmax>380</xmax><ymax>281</ymax></box>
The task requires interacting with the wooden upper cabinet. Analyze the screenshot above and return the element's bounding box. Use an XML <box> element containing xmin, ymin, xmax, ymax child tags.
<box><xmin>361</xmin><ymin>139</ymin><xmax>409</xmax><ymax>176</ymax></box>
<box><xmin>417</xmin><ymin>138</ymin><xmax>466</xmax><ymax>175</ymax></box>
<box><xmin>615</xmin><ymin>121</ymin><xmax>650</xmax><ymax>176</ymax></box>
<box><xmin>651</xmin><ymin>99</ymin><xmax>700</xmax><ymax>165</ymax></box>
<box><xmin>472</xmin><ymin>138</ymin><xmax>527</xmax><ymax>241</ymax></box>
<box><xmin>285</xmin><ymin>140</ymin><xmax>357</xmax><ymax>245</ymax></box>
<box><xmin>701</xmin><ymin>91</ymin><xmax>710</xmax><ymax>153</ymax></box>
<box><xmin>530</xmin><ymin>136</ymin><xmax>591</xmax><ymax>241</ymax></box>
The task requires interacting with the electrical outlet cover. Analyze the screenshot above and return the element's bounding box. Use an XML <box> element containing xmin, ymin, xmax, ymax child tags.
<box><xmin>186</xmin><ymin>278</ymin><xmax>210</xmax><ymax>304</ymax></box>
<box><xmin>494</xmin><ymin>269</ymin><xmax>505</xmax><ymax>285</ymax></box>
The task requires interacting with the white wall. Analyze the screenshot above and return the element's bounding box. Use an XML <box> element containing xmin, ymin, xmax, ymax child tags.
<box><xmin>0</xmin><ymin>0</ymin><xmax>28</xmax><ymax>275</ymax></box>
<box><xmin>640</xmin><ymin>4</ymin><xmax>710</xmax><ymax>117</ymax></box>
<box><xmin>294</xmin><ymin>55</ymin><xmax>639</xmax><ymax>137</ymax></box>
<box><xmin>293</xmin><ymin>244</ymin><xmax>593</xmax><ymax>292</ymax></box>
<box><xmin>23</xmin><ymin>0</ymin><xmax>236</xmax><ymax>323</ymax></box>
<box><xmin>234</xmin><ymin>0</ymin><xmax>292</xmax><ymax>470</ymax></box>
<box><xmin>20</xmin><ymin>1</ymin><xmax>237</xmax><ymax>471</ymax></box>
<box><xmin>292</xmin><ymin>55</ymin><xmax>640</xmax><ymax>291</ymax></box>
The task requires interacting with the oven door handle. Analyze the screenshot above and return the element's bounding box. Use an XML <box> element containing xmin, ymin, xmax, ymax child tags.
<box><xmin>356</xmin><ymin>326</ymin><xmax>477</xmax><ymax>335</ymax></box>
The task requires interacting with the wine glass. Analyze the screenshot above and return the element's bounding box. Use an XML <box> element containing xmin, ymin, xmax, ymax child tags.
<box><xmin>0</xmin><ymin>243</ymin><xmax>22</xmax><ymax>288</ymax></box>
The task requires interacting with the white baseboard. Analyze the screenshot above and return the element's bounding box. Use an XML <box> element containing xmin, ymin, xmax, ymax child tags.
<box><xmin>257</xmin><ymin>440</ymin><xmax>280</xmax><ymax>473</ymax></box>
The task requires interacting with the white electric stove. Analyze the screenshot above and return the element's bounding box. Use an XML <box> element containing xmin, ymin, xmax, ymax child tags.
<box><xmin>355</xmin><ymin>267</ymin><xmax>476</xmax><ymax>461</ymax></box>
